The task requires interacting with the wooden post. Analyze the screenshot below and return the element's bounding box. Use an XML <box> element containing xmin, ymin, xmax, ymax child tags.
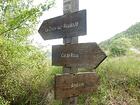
<box><xmin>38</xmin><ymin>0</ymin><xmax>106</xmax><ymax>104</ymax></box>
<box><xmin>63</xmin><ymin>0</ymin><xmax>79</xmax><ymax>105</ymax></box>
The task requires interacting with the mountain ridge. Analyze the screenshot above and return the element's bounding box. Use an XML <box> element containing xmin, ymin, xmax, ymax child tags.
<box><xmin>100</xmin><ymin>22</ymin><xmax>140</xmax><ymax>55</ymax></box>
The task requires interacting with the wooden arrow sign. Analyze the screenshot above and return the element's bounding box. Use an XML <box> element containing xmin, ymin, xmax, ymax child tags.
<box><xmin>52</xmin><ymin>42</ymin><xmax>107</xmax><ymax>68</ymax></box>
<box><xmin>54</xmin><ymin>72</ymin><xmax>100</xmax><ymax>99</ymax></box>
<box><xmin>38</xmin><ymin>10</ymin><xmax>86</xmax><ymax>40</ymax></box>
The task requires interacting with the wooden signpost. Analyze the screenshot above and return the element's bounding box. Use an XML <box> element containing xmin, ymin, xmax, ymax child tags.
<box><xmin>52</xmin><ymin>43</ymin><xmax>107</xmax><ymax>68</ymax></box>
<box><xmin>38</xmin><ymin>0</ymin><xmax>107</xmax><ymax>105</ymax></box>
<box><xmin>62</xmin><ymin>0</ymin><xmax>79</xmax><ymax>105</ymax></box>
<box><xmin>38</xmin><ymin>10</ymin><xmax>86</xmax><ymax>40</ymax></box>
<box><xmin>55</xmin><ymin>72</ymin><xmax>99</xmax><ymax>99</ymax></box>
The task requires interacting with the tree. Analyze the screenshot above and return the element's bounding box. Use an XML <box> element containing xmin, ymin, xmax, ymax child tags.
<box><xmin>0</xmin><ymin>0</ymin><xmax>55</xmax><ymax>104</ymax></box>
<box><xmin>0</xmin><ymin>0</ymin><xmax>54</xmax><ymax>41</ymax></box>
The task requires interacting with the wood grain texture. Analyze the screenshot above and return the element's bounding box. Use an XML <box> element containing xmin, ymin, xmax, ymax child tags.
<box><xmin>52</xmin><ymin>42</ymin><xmax>107</xmax><ymax>68</ymax></box>
<box><xmin>38</xmin><ymin>10</ymin><xmax>86</xmax><ymax>40</ymax></box>
<box><xmin>62</xmin><ymin>0</ymin><xmax>79</xmax><ymax>104</ymax></box>
<box><xmin>54</xmin><ymin>72</ymin><xmax>99</xmax><ymax>99</ymax></box>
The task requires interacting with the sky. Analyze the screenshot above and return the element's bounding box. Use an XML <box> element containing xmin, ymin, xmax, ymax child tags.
<box><xmin>31</xmin><ymin>0</ymin><xmax>140</xmax><ymax>47</ymax></box>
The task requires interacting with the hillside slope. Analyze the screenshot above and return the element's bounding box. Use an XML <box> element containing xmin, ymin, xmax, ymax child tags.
<box><xmin>100</xmin><ymin>22</ymin><xmax>140</xmax><ymax>55</ymax></box>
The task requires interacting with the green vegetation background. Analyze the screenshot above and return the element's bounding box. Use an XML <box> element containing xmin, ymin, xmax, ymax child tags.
<box><xmin>0</xmin><ymin>0</ymin><xmax>140</xmax><ymax>105</ymax></box>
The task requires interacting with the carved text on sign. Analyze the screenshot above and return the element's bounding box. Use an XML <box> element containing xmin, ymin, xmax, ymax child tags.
<box><xmin>52</xmin><ymin>42</ymin><xmax>107</xmax><ymax>68</ymax></box>
<box><xmin>71</xmin><ymin>83</ymin><xmax>84</xmax><ymax>88</ymax></box>
<box><xmin>54</xmin><ymin>72</ymin><xmax>100</xmax><ymax>99</ymax></box>
<box><xmin>61</xmin><ymin>53</ymin><xmax>79</xmax><ymax>58</ymax></box>
<box><xmin>38</xmin><ymin>10</ymin><xmax>86</xmax><ymax>40</ymax></box>
<box><xmin>45</xmin><ymin>22</ymin><xmax>79</xmax><ymax>33</ymax></box>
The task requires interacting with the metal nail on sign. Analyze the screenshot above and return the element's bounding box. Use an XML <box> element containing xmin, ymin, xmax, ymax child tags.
<box><xmin>52</xmin><ymin>42</ymin><xmax>107</xmax><ymax>68</ymax></box>
<box><xmin>54</xmin><ymin>72</ymin><xmax>100</xmax><ymax>99</ymax></box>
<box><xmin>38</xmin><ymin>10</ymin><xmax>86</xmax><ymax>40</ymax></box>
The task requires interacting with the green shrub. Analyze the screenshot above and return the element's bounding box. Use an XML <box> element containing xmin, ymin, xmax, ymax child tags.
<box><xmin>0</xmin><ymin>96</ymin><xmax>9</xmax><ymax>105</ymax></box>
<box><xmin>109</xmin><ymin>38</ymin><xmax>131</xmax><ymax>56</ymax></box>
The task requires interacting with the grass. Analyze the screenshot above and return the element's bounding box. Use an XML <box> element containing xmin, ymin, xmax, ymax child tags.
<box><xmin>77</xmin><ymin>54</ymin><xmax>140</xmax><ymax>105</ymax></box>
<box><xmin>51</xmin><ymin>54</ymin><xmax>140</xmax><ymax>105</ymax></box>
<box><xmin>1</xmin><ymin>53</ymin><xmax>140</xmax><ymax>105</ymax></box>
